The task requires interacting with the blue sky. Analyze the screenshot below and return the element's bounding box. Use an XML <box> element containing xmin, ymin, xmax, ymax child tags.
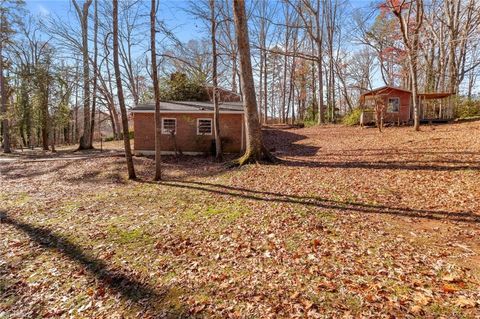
<box><xmin>23</xmin><ymin>0</ymin><xmax>385</xmax><ymax>88</ymax></box>
<box><xmin>24</xmin><ymin>0</ymin><xmax>201</xmax><ymax>43</ymax></box>
<box><xmin>24</xmin><ymin>0</ymin><xmax>375</xmax><ymax>44</ymax></box>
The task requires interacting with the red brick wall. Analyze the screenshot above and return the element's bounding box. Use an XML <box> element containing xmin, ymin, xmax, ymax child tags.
<box><xmin>133</xmin><ymin>112</ymin><xmax>244</xmax><ymax>154</ymax></box>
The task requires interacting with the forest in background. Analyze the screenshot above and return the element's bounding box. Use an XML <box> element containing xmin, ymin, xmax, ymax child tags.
<box><xmin>0</xmin><ymin>0</ymin><xmax>479</xmax><ymax>153</ymax></box>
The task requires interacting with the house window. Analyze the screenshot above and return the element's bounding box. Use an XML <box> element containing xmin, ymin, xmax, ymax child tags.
<box><xmin>162</xmin><ymin>118</ymin><xmax>176</xmax><ymax>135</ymax></box>
<box><xmin>387</xmin><ymin>97</ymin><xmax>400</xmax><ymax>113</ymax></box>
<box><xmin>197</xmin><ymin>118</ymin><xmax>213</xmax><ymax>135</ymax></box>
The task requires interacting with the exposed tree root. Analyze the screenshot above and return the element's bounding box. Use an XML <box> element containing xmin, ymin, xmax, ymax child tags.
<box><xmin>226</xmin><ymin>146</ymin><xmax>278</xmax><ymax>168</ymax></box>
<box><xmin>77</xmin><ymin>136</ymin><xmax>95</xmax><ymax>151</ymax></box>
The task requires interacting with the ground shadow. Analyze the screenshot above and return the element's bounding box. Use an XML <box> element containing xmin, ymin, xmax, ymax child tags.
<box><xmin>0</xmin><ymin>161</ymin><xmax>76</xmax><ymax>180</ymax></box>
<box><xmin>0</xmin><ymin>211</ymin><xmax>187</xmax><ymax>318</ymax></box>
<box><xmin>263</xmin><ymin>126</ymin><xmax>320</xmax><ymax>156</ymax></box>
<box><xmin>152</xmin><ymin>180</ymin><xmax>479</xmax><ymax>224</ymax></box>
<box><xmin>262</xmin><ymin>127</ymin><xmax>479</xmax><ymax>171</ymax></box>
<box><xmin>278</xmin><ymin>158</ymin><xmax>480</xmax><ymax>171</ymax></box>
<box><xmin>319</xmin><ymin>147</ymin><xmax>480</xmax><ymax>157</ymax></box>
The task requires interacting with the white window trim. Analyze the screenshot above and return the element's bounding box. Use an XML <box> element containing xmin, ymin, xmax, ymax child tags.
<box><xmin>197</xmin><ymin>118</ymin><xmax>213</xmax><ymax>135</ymax></box>
<box><xmin>161</xmin><ymin>118</ymin><xmax>177</xmax><ymax>135</ymax></box>
<box><xmin>387</xmin><ymin>97</ymin><xmax>400</xmax><ymax>113</ymax></box>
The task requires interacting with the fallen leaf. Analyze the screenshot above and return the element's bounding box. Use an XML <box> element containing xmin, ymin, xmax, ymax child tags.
<box><xmin>410</xmin><ymin>305</ymin><xmax>423</xmax><ymax>314</ymax></box>
<box><xmin>442</xmin><ymin>284</ymin><xmax>460</xmax><ymax>293</ymax></box>
<box><xmin>454</xmin><ymin>296</ymin><xmax>476</xmax><ymax>308</ymax></box>
<box><xmin>301</xmin><ymin>299</ymin><xmax>314</xmax><ymax>310</ymax></box>
<box><xmin>413</xmin><ymin>292</ymin><xmax>430</xmax><ymax>306</ymax></box>
<box><xmin>441</xmin><ymin>274</ymin><xmax>461</xmax><ymax>283</ymax></box>
<box><xmin>290</xmin><ymin>291</ymin><xmax>300</xmax><ymax>299</ymax></box>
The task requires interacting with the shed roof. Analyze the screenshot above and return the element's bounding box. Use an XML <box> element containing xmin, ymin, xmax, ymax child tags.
<box><xmin>132</xmin><ymin>101</ymin><xmax>244</xmax><ymax>113</ymax></box>
<box><xmin>418</xmin><ymin>92</ymin><xmax>454</xmax><ymax>99</ymax></box>
<box><xmin>361</xmin><ymin>86</ymin><xmax>412</xmax><ymax>97</ymax></box>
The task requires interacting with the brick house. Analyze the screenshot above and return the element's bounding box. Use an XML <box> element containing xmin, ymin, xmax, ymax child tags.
<box><xmin>360</xmin><ymin>86</ymin><xmax>454</xmax><ymax>125</ymax></box>
<box><xmin>132</xmin><ymin>101</ymin><xmax>245</xmax><ymax>155</ymax></box>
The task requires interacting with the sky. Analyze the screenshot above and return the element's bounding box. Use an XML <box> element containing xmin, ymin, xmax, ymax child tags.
<box><xmin>22</xmin><ymin>0</ymin><xmax>386</xmax><ymax>88</ymax></box>
<box><xmin>24</xmin><ymin>0</ymin><xmax>375</xmax><ymax>44</ymax></box>
<box><xmin>24</xmin><ymin>0</ymin><xmax>202</xmax><ymax>43</ymax></box>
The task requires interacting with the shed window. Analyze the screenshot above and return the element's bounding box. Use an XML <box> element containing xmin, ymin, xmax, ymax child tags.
<box><xmin>162</xmin><ymin>118</ymin><xmax>176</xmax><ymax>135</ymax></box>
<box><xmin>197</xmin><ymin>118</ymin><xmax>212</xmax><ymax>135</ymax></box>
<box><xmin>387</xmin><ymin>98</ymin><xmax>400</xmax><ymax>113</ymax></box>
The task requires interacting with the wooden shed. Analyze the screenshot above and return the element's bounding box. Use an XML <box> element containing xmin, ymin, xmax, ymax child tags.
<box><xmin>359</xmin><ymin>86</ymin><xmax>454</xmax><ymax>125</ymax></box>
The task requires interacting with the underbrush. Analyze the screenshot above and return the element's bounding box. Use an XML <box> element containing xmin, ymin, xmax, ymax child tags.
<box><xmin>342</xmin><ymin>108</ymin><xmax>362</xmax><ymax>126</ymax></box>
<box><xmin>455</xmin><ymin>99</ymin><xmax>480</xmax><ymax>119</ymax></box>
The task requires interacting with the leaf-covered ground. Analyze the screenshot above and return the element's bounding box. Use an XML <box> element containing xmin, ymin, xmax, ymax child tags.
<box><xmin>1</xmin><ymin>122</ymin><xmax>480</xmax><ymax>318</ymax></box>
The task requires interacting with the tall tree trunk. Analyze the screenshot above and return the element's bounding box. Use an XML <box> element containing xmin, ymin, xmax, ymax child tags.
<box><xmin>41</xmin><ymin>85</ymin><xmax>49</xmax><ymax>151</ymax></box>
<box><xmin>316</xmin><ymin>0</ymin><xmax>325</xmax><ymax>124</ymax></box>
<box><xmin>281</xmin><ymin>7</ymin><xmax>290</xmax><ymax>124</ymax></box>
<box><xmin>151</xmin><ymin>0</ymin><xmax>162</xmax><ymax>180</ymax></box>
<box><xmin>263</xmin><ymin>50</ymin><xmax>268</xmax><ymax>124</ymax></box>
<box><xmin>104</xmin><ymin>50</ymin><xmax>122</xmax><ymax>139</ymax></box>
<box><xmin>210</xmin><ymin>0</ymin><xmax>222</xmax><ymax>161</ymax></box>
<box><xmin>73</xmin><ymin>0</ymin><xmax>93</xmax><ymax>150</ymax></box>
<box><xmin>231</xmin><ymin>51</ymin><xmax>237</xmax><ymax>93</ymax></box>
<box><xmin>391</xmin><ymin>0</ymin><xmax>423</xmax><ymax>131</ymax></box>
<box><xmin>113</xmin><ymin>0</ymin><xmax>136</xmax><ymax>179</ymax></box>
<box><xmin>90</xmin><ymin>0</ymin><xmax>98</xmax><ymax>146</ymax></box>
<box><xmin>258</xmin><ymin>46</ymin><xmax>263</xmax><ymax>123</ymax></box>
<box><xmin>73</xmin><ymin>63</ymin><xmax>80</xmax><ymax>142</ymax></box>
<box><xmin>231</xmin><ymin>0</ymin><xmax>275</xmax><ymax>166</ymax></box>
<box><xmin>0</xmin><ymin>19</ymin><xmax>11</xmax><ymax>153</ymax></box>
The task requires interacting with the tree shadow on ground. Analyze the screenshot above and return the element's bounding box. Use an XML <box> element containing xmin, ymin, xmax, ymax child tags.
<box><xmin>153</xmin><ymin>180</ymin><xmax>480</xmax><ymax>225</ymax></box>
<box><xmin>320</xmin><ymin>148</ymin><xmax>480</xmax><ymax>157</ymax></box>
<box><xmin>278</xmin><ymin>158</ymin><xmax>480</xmax><ymax>171</ymax></box>
<box><xmin>263</xmin><ymin>126</ymin><xmax>320</xmax><ymax>157</ymax></box>
<box><xmin>262</xmin><ymin>127</ymin><xmax>480</xmax><ymax>171</ymax></box>
<box><xmin>0</xmin><ymin>211</ymin><xmax>187</xmax><ymax>318</ymax></box>
<box><xmin>0</xmin><ymin>161</ymin><xmax>76</xmax><ymax>180</ymax></box>
<box><xmin>63</xmin><ymin>168</ymin><xmax>126</xmax><ymax>185</ymax></box>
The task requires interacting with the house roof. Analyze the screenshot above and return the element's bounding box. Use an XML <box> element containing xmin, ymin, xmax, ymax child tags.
<box><xmin>361</xmin><ymin>86</ymin><xmax>412</xmax><ymax>97</ymax></box>
<box><xmin>132</xmin><ymin>101</ymin><xmax>244</xmax><ymax>113</ymax></box>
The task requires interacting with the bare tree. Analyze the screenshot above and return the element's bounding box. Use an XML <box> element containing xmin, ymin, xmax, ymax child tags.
<box><xmin>151</xmin><ymin>0</ymin><xmax>161</xmax><ymax>180</ymax></box>
<box><xmin>0</xmin><ymin>14</ymin><xmax>10</xmax><ymax>153</ymax></box>
<box><xmin>72</xmin><ymin>0</ymin><xmax>93</xmax><ymax>149</ymax></box>
<box><xmin>0</xmin><ymin>2</ymin><xmax>21</xmax><ymax>153</ymax></box>
<box><xmin>113</xmin><ymin>0</ymin><xmax>136</xmax><ymax>179</ymax></box>
<box><xmin>389</xmin><ymin>0</ymin><xmax>424</xmax><ymax>131</ymax></box>
<box><xmin>290</xmin><ymin>0</ymin><xmax>326</xmax><ymax>124</ymax></box>
<box><xmin>231</xmin><ymin>0</ymin><xmax>275</xmax><ymax>165</ymax></box>
<box><xmin>210</xmin><ymin>0</ymin><xmax>222</xmax><ymax>161</ymax></box>
<box><xmin>89</xmin><ymin>0</ymin><xmax>98</xmax><ymax>146</ymax></box>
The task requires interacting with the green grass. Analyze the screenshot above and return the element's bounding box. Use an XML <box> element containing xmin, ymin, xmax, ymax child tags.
<box><xmin>428</xmin><ymin>303</ymin><xmax>470</xmax><ymax>318</ymax></box>
<box><xmin>385</xmin><ymin>279</ymin><xmax>412</xmax><ymax>297</ymax></box>
<box><xmin>106</xmin><ymin>225</ymin><xmax>153</xmax><ymax>245</ymax></box>
<box><xmin>343</xmin><ymin>294</ymin><xmax>363</xmax><ymax>314</ymax></box>
<box><xmin>0</xmin><ymin>192</ymin><xmax>31</xmax><ymax>208</ymax></box>
<box><xmin>181</xmin><ymin>202</ymin><xmax>249</xmax><ymax>224</ymax></box>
